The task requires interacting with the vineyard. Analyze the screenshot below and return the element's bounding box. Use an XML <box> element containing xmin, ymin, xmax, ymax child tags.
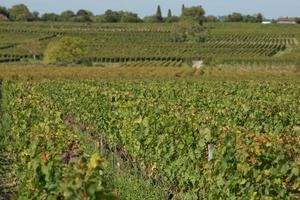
<box><xmin>0</xmin><ymin>22</ymin><xmax>299</xmax><ymax>66</ymax></box>
<box><xmin>0</xmin><ymin>75</ymin><xmax>299</xmax><ymax>199</ymax></box>
<box><xmin>0</xmin><ymin>20</ymin><xmax>300</xmax><ymax>199</ymax></box>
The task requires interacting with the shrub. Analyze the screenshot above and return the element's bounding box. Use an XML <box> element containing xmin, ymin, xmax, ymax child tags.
<box><xmin>9</xmin><ymin>4</ymin><xmax>33</xmax><ymax>21</ymax></box>
<box><xmin>44</xmin><ymin>37</ymin><xmax>88</xmax><ymax>65</ymax></box>
<box><xmin>165</xmin><ymin>16</ymin><xmax>179</xmax><ymax>23</ymax></box>
<box><xmin>171</xmin><ymin>20</ymin><xmax>206</xmax><ymax>43</ymax></box>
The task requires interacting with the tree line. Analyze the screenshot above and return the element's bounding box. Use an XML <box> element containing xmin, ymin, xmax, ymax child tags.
<box><xmin>0</xmin><ymin>3</ymin><xmax>277</xmax><ymax>23</ymax></box>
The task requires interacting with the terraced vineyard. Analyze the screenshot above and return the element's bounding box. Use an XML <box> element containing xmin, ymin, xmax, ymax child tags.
<box><xmin>0</xmin><ymin>22</ymin><xmax>299</xmax><ymax>66</ymax></box>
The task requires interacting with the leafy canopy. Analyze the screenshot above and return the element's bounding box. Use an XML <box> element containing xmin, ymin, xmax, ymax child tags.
<box><xmin>156</xmin><ymin>5</ymin><xmax>163</xmax><ymax>22</ymax></box>
<box><xmin>172</xmin><ymin>20</ymin><xmax>206</xmax><ymax>43</ymax></box>
<box><xmin>9</xmin><ymin>4</ymin><xmax>33</xmax><ymax>21</ymax></box>
<box><xmin>0</xmin><ymin>6</ymin><xmax>9</xmax><ymax>17</ymax></box>
<box><xmin>96</xmin><ymin>10</ymin><xmax>142</xmax><ymax>23</ymax></box>
<box><xmin>180</xmin><ymin>5</ymin><xmax>205</xmax><ymax>25</ymax></box>
<box><xmin>172</xmin><ymin>5</ymin><xmax>206</xmax><ymax>43</ymax></box>
<box><xmin>60</xmin><ymin>10</ymin><xmax>75</xmax><ymax>21</ymax></box>
<box><xmin>44</xmin><ymin>37</ymin><xmax>88</xmax><ymax>65</ymax></box>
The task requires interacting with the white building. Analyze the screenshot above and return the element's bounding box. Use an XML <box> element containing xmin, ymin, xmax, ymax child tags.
<box><xmin>277</xmin><ymin>17</ymin><xmax>296</xmax><ymax>24</ymax></box>
<box><xmin>0</xmin><ymin>14</ymin><xmax>8</xmax><ymax>21</ymax></box>
<box><xmin>262</xmin><ymin>21</ymin><xmax>271</xmax><ymax>25</ymax></box>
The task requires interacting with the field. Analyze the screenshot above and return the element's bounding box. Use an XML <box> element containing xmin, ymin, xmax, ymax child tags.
<box><xmin>0</xmin><ymin>22</ymin><xmax>300</xmax><ymax>66</ymax></box>
<box><xmin>0</xmin><ymin>21</ymin><xmax>300</xmax><ymax>200</ymax></box>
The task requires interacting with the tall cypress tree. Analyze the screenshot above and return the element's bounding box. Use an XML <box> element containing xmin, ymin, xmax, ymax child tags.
<box><xmin>181</xmin><ymin>4</ymin><xmax>185</xmax><ymax>15</ymax></box>
<box><xmin>167</xmin><ymin>9</ymin><xmax>172</xmax><ymax>18</ymax></box>
<box><xmin>156</xmin><ymin>5</ymin><xmax>163</xmax><ymax>22</ymax></box>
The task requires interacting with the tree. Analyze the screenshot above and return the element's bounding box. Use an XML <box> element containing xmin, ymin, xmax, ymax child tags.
<box><xmin>172</xmin><ymin>5</ymin><xmax>206</xmax><ymax>43</ymax></box>
<box><xmin>0</xmin><ymin>6</ymin><xmax>9</xmax><ymax>20</ymax></box>
<box><xmin>32</xmin><ymin>11</ymin><xmax>39</xmax><ymax>20</ymax></box>
<box><xmin>165</xmin><ymin>16</ymin><xmax>179</xmax><ymax>23</ymax></box>
<box><xmin>143</xmin><ymin>15</ymin><xmax>161</xmax><ymax>23</ymax></box>
<box><xmin>165</xmin><ymin>9</ymin><xmax>178</xmax><ymax>23</ymax></box>
<box><xmin>9</xmin><ymin>4</ymin><xmax>33</xmax><ymax>21</ymax></box>
<box><xmin>180</xmin><ymin>6</ymin><xmax>205</xmax><ymax>25</ymax></box>
<box><xmin>73</xmin><ymin>9</ymin><xmax>93</xmax><ymax>22</ymax></box>
<box><xmin>256</xmin><ymin>13</ymin><xmax>263</xmax><ymax>22</ymax></box>
<box><xmin>243</xmin><ymin>14</ymin><xmax>255</xmax><ymax>22</ymax></box>
<box><xmin>95</xmin><ymin>15</ymin><xmax>106</xmax><ymax>23</ymax></box>
<box><xmin>225</xmin><ymin>12</ymin><xmax>243</xmax><ymax>22</ymax></box>
<box><xmin>143</xmin><ymin>5</ymin><xmax>165</xmax><ymax>23</ymax></box>
<box><xmin>205</xmin><ymin>15</ymin><xmax>220</xmax><ymax>22</ymax></box>
<box><xmin>72</xmin><ymin>15</ymin><xmax>92</xmax><ymax>22</ymax></box>
<box><xmin>41</xmin><ymin>13</ymin><xmax>60</xmax><ymax>21</ymax></box>
<box><xmin>0</xmin><ymin>6</ymin><xmax>9</xmax><ymax>17</ymax></box>
<box><xmin>120</xmin><ymin>12</ymin><xmax>142</xmax><ymax>23</ymax></box>
<box><xmin>60</xmin><ymin>10</ymin><xmax>75</xmax><ymax>21</ymax></box>
<box><xmin>167</xmin><ymin>9</ymin><xmax>172</xmax><ymax>18</ymax></box>
<box><xmin>181</xmin><ymin>4</ymin><xmax>185</xmax><ymax>15</ymax></box>
<box><xmin>172</xmin><ymin>20</ymin><xmax>206</xmax><ymax>43</ymax></box>
<box><xmin>76</xmin><ymin>9</ymin><xmax>88</xmax><ymax>17</ymax></box>
<box><xmin>44</xmin><ymin>37</ymin><xmax>88</xmax><ymax>65</ymax></box>
<box><xmin>156</xmin><ymin>5</ymin><xmax>163</xmax><ymax>22</ymax></box>
<box><xmin>243</xmin><ymin>13</ymin><xmax>263</xmax><ymax>23</ymax></box>
<box><xmin>102</xmin><ymin>10</ymin><xmax>122</xmax><ymax>22</ymax></box>
<box><xmin>295</xmin><ymin>17</ymin><xmax>300</xmax><ymax>24</ymax></box>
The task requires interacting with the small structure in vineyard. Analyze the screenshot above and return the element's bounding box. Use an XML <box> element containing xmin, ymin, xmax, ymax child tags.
<box><xmin>262</xmin><ymin>21</ymin><xmax>271</xmax><ymax>25</ymax></box>
<box><xmin>192</xmin><ymin>60</ymin><xmax>204</xmax><ymax>69</ymax></box>
<box><xmin>277</xmin><ymin>17</ymin><xmax>296</xmax><ymax>24</ymax></box>
<box><xmin>0</xmin><ymin>14</ymin><xmax>8</xmax><ymax>21</ymax></box>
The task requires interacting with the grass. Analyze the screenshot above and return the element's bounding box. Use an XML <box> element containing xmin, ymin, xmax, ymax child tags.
<box><xmin>112</xmin><ymin>164</ymin><xmax>166</xmax><ymax>200</ymax></box>
<box><xmin>0</xmin><ymin>65</ymin><xmax>198</xmax><ymax>79</ymax></box>
<box><xmin>0</xmin><ymin>64</ymin><xmax>299</xmax><ymax>81</ymax></box>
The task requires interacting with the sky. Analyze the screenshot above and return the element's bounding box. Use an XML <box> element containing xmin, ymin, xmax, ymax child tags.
<box><xmin>1</xmin><ymin>0</ymin><xmax>299</xmax><ymax>19</ymax></box>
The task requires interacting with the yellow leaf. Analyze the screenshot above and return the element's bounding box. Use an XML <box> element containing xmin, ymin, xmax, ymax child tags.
<box><xmin>87</xmin><ymin>153</ymin><xmax>101</xmax><ymax>172</ymax></box>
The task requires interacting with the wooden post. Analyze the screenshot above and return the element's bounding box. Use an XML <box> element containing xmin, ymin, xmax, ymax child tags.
<box><xmin>100</xmin><ymin>134</ymin><xmax>103</xmax><ymax>156</ymax></box>
<box><xmin>208</xmin><ymin>144</ymin><xmax>214</xmax><ymax>161</ymax></box>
